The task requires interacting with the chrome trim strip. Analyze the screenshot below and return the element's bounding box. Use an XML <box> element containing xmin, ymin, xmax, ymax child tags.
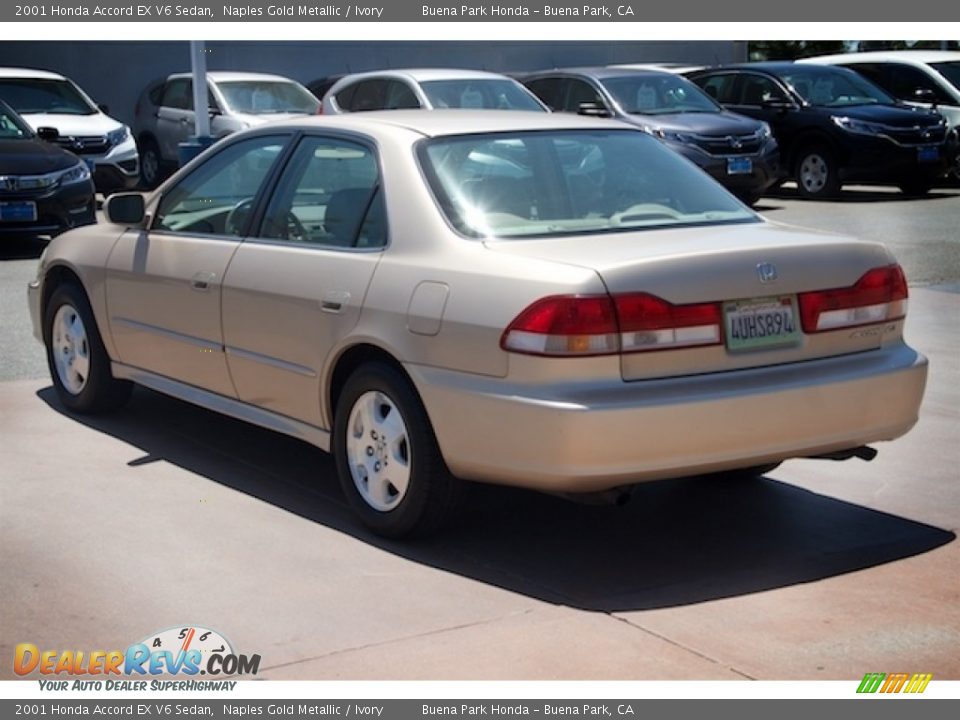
<box><xmin>111</xmin><ymin>316</ymin><xmax>222</xmax><ymax>352</ymax></box>
<box><xmin>225</xmin><ymin>345</ymin><xmax>318</xmax><ymax>378</ymax></box>
<box><xmin>111</xmin><ymin>362</ymin><xmax>331</xmax><ymax>452</ymax></box>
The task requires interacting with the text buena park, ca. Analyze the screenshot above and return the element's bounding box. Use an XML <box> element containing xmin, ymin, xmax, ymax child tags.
<box><xmin>423</xmin><ymin>4</ymin><xmax>635</xmax><ymax>16</ymax></box>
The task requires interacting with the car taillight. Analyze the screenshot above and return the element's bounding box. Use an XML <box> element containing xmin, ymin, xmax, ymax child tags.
<box><xmin>615</xmin><ymin>293</ymin><xmax>722</xmax><ymax>352</ymax></box>
<box><xmin>500</xmin><ymin>295</ymin><xmax>619</xmax><ymax>356</ymax></box>
<box><xmin>500</xmin><ymin>293</ymin><xmax>723</xmax><ymax>356</ymax></box>
<box><xmin>798</xmin><ymin>264</ymin><xmax>908</xmax><ymax>333</ymax></box>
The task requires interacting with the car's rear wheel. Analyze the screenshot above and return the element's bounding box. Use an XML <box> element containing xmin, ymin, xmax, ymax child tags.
<box><xmin>44</xmin><ymin>283</ymin><xmax>132</xmax><ymax>413</ymax></box>
<box><xmin>795</xmin><ymin>146</ymin><xmax>841</xmax><ymax>199</ymax></box>
<box><xmin>333</xmin><ymin>363</ymin><xmax>463</xmax><ymax>538</ymax></box>
<box><xmin>138</xmin><ymin>137</ymin><xmax>163</xmax><ymax>189</ymax></box>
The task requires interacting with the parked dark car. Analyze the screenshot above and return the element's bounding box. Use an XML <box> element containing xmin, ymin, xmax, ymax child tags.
<box><xmin>0</xmin><ymin>99</ymin><xmax>96</xmax><ymax>238</ymax></box>
<box><xmin>687</xmin><ymin>62</ymin><xmax>953</xmax><ymax>198</ymax></box>
<box><xmin>521</xmin><ymin>67</ymin><xmax>782</xmax><ymax>204</ymax></box>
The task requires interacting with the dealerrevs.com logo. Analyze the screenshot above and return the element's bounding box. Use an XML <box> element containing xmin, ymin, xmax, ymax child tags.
<box><xmin>14</xmin><ymin>626</ymin><xmax>260</xmax><ymax>691</ymax></box>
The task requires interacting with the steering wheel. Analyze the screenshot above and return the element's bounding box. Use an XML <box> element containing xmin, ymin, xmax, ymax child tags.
<box><xmin>282</xmin><ymin>211</ymin><xmax>308</xmax><ymax>242</ymax></box>
<box><xmin>224</xmin><ymin>198</ymin><xmax>255</xmax><ymax>236</ymax></box>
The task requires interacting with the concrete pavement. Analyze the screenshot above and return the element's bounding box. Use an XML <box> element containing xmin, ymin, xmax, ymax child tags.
<box><xmin>1</xmin><ymin>288</ymin><xmax>957</xmax><ymax>680</ymax></box>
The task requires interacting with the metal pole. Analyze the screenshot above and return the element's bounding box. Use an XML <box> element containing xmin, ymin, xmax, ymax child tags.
<box><xmin>190</xmin><ymin>40</ymin><xmax>210</xmax><ymax>139</ymax></box>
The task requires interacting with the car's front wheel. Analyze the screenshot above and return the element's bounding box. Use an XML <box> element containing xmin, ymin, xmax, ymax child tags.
<box><xmin>795</xmin><ymin>146</ymin><xmax>841</xmax><ymax>199</ymax></box>
<box><xmin>44</xmin><ymin>283</ymin><xmax>132</xmax><ymax>413</ymax></box>
<box><xmin>333</xmin><ymin>363</ymin><xmax>463</xmax><ymax>538</ymax></box>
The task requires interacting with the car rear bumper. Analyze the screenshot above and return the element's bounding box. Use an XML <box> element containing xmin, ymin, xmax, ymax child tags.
<box><xmin>409</xmin><ymin>343</ymin><xmax>928</xmax><ymax>492</ymax></box>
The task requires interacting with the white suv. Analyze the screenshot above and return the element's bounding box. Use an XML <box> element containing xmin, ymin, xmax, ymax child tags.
<box><xmin>0</xmin><ymin>67</ymin><xmax>139</xmax><ymax>193</ymax></box>
<box><xmin>133</xmin><ymin>71</ymin><xmax>319</xmax><ymax>188</ymax></box>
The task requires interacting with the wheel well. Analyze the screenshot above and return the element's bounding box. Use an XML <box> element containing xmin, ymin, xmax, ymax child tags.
<box><xmin>328</xmin><ymin>344</ymin><xmax>409</xmax><ymax>422</ymax></box>
<box><xmin>41</xmin><ymin>265</ymin><xmax>85</xmax><ymax>334</ymax></box>
<box><xmin>789</xmin><ymin>133</ymin><xmax>839</xmax><ymax>171</ymax></box>
<box><xmin>137</xmin><ymin>132</ymin><xmax>158</xmax><ymax>150</ymax></box>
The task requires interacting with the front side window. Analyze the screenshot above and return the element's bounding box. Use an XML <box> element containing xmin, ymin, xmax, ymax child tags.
<box><xmin>260</xmin><ymin>136</ymin><xmax>385</xmax><ymax>249</ymax></box>
<box><xmin>419</xmin><ymin>130</ymin><xmax>756</xmax><ymax>239</ymax></box>
<box><xmin>885</xmin><ymin>64</ymin><xmax>953</xmax><ymax>103</ymax></box>
<box><xmin>737</xmin><ymin>75</ymin><xmax>789</xmax><ymax>106</ymax></box>
<box><xmin>602</xmin><ymin>75</ymin><xmax>721</xmax><ymax>114</ymax></box>
<box><xmin>216</xmin><ymin>81</ymin><xmax>319</xmax><ymax>115</ymax></box>
<box><xmin>420</xmin><ymin>79</ymin><xmax>544</xmax><ymax>110</ymax></box>
<box><xmin>561</xmin><ymin>79</ymin><xmax>605</xmax><ymax>113</ymax></box>
<box><xmin>931</xmin><ymin>62</ymin><xmax>960</xmax><ymax>94</ymax></box>
<box><xmin>0</xmin><ymin>78</ymin><xmax>97</xmax><ymax>115</ymax></box>
<box><xmin>153</xmin><ymin>136</ymin><xmax>287</xmax><ymax>236</ymax></box>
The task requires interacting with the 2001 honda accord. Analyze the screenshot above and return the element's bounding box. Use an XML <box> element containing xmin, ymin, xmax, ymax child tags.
<box><xmin>28</xmin><ymin>111</ymin><xmax>928</xmax><ymax>537</ymax></box>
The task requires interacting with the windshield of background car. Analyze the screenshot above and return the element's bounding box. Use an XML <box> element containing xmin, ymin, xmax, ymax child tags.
<box><xmin>419</xmin><ymin>130</ymin><xmax>757</xmax><ymax>239</ymax></box>
<box><xmin>0</xmin><ymin>78</ymin><xmax>96</xmax><ymax>115</ymax></box>
<box><xmin>779</xmin><ymin>67</ymin><xmax>895</xmax><ymax>107</ymax></box>
<box><xmin>0</xmin><ymin>104</ymin><xmax>32</xmax><ymax>138</ymax></box>
<box><xmin>601</xmin><ymin>75</ymin><xmax>721</xmax><ymax>114</ymax></box>
<box><xmin>216</xmin><ymin>81</ymin><xmax>320</xmax><ymax>115</ymax></box>
<box><xmin>931</xmin><ymin>62</ymin><xmax>960</xmax><ymax>93</ymax></box>
<box><xmin>419</xmin><ymin>80</ymin><xmax>545</xmax><ymax>110</ymax></box>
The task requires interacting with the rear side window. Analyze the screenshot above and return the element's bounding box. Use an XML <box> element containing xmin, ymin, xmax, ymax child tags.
<box><xmin>333</xmin><ymin>83</ymin><xmax>358</xmax><ymax>111</ymax></box>
<box><xmin>384</xmin><ymin>81</ymin><xmax>420</xmax><ymax>109</ymax></box>
<box><xmin>259</xmin><ymin>136</ymin><xmax>385</xmax><ymax>249</ymax></box>
<box><xmin>160</xmin><ymin>79</ymin><xmax>191</xmax><ymax>110</ymax></box>
<box><xmin>349</xmin><ymin>80</ymin><xmax>387</xmax><ymax>112</ymax></box>
<box><xmin>148</xmin><ymin>82</ymin><xmax>165</xmax><ymax>106</ymax></box>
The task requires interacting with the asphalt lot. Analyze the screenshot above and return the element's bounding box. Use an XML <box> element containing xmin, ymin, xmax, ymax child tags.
<box><xmin>1</xmin><ymin>185</ymin><xmax>959</xmax><ymax>680</ymax></box>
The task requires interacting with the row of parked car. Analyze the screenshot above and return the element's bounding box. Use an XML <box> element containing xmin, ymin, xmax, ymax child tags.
<box><xmin>1</xmin><ymin>50</ymin><xmax>958</xmax><ymax>239</ymax></box>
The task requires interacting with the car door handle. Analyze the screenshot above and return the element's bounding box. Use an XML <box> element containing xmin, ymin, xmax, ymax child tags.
<box><xmin>320</xmin><ymin>290</ymin><xmax>351</xmax><ymax>313</ymax></box>
<box><xmin>191</xmin><ymin>271</ymin><xmax>217</xmax><ymax>291</ymax></box>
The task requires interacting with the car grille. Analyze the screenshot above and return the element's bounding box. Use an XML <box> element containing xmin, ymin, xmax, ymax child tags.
<box><xmin>689</xmin><ymin>133</ymin><xmax>764</xmax><ymax>157</ymax></box>
<box><xmin>54</xmin><ymin>135</ymin><xmax>109</xmax><ymax>155</ymax></box>
<box><xmin>882</xmin><ymin>124</ymin><xmax>947</xmax><ymax>147</ymax></box>
<box><xmin>0</xmin><ymin>175</ymin><xmax>54</xmax><ymax>197</ymax></box>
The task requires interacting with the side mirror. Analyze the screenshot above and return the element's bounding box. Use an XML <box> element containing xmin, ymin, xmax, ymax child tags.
<box><xmin>104</xmin><ymin>193</ymin><xmax>146</xmax><ymax>227</ymax></box>
<box><xmin>914</xmin><ymin>88</ymin><xmax>937</xmax><ymax>108</ymax></box>
<box><xmin>761</xmin><ymin>98</ymin><xmax>793</xmax><ymax>112</ymax></box>
<box><xmin>577</xmin><ymin>101</ymin><xmax>611</xmax><ymax>118</ymax></box>
<box><xmin>36</xmin><ymin>126</ymin><xmax>59</xmax><ymax>142</ymax></box>
<box><xmin>208</xmin><ymin>106</ymin><xmax>222</xmax><ymax>116</ymax></box>
<box><xmin>97</xmin><ymin>103</ymin><xmax>110</xmax><ymax>115</ymax></box>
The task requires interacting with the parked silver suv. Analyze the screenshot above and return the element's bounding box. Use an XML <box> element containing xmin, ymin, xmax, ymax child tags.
<box><xmin>133</xmin><ymin>71</ymin><xmax>319</xmax><ymax>187</ymax></box>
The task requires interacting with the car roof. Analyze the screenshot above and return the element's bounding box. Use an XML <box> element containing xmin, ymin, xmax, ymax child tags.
<box><xmin>0</xmin><ymin>67</ymin><xmax>68</xmax><ymax>80</ymax></box>
<box><xmin>167</xmin><ymin>71</ymin><xmax>301</xmax><ymax>83</ymax></box>
<box><xmin>335</xmin><ymin>68</ymin><xmax>518</xmax><ymax>83</ymax></box>
<box><xmin>523</xmin><ymin>66</ymin><xmax>678</xmax><ymax>80</ymax></box>
<box><xmin>608</xmin><ymin>63</ymin><xmax>705</xmax><ymax>74</ymax></box>
<box><xmin>261</xmin><ymin>109</ymin><xmax>634</xmax><ymax>138</ymax></box>
<box><xmin>800</xmin><ymin>50</ymin><xmax>960</xmax><ymax>66</ymax></box>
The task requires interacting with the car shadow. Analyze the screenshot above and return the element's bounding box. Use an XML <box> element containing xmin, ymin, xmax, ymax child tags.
<box><xmin>767</xmin><ymin>185</ymin><xmax>960</xmax><ymax>204</ymax></box>
<box><xmin>0</xmin><ymin>236</ymin><xmax>47</xmax><ymax>261</ymax></box>
<box><xmin>37</xmin><ymin>385</ymin><xmax>955</xmax><ymax>613</ymax></box>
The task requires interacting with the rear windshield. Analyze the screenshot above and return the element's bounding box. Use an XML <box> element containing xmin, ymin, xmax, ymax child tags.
<box><xmin>778</xmin><ymin>66</ymin><xmax>895</xmax><ymax>107</ymax></box>
<box><xmin>602</xmin><ymin>75</ymin><xmax>721</xmax><ymax>114</ymax></box>
<box><xmin>420</xmin><ymin>79</ymin><xmax>545</xmax><ymax>111</ymax></box>
<box><xmin>216</xmin><ymin>80</ymin><xmax>320</xmax><ymax>115</ymax></box>
<box><xmin>419</xmin><ymin>129</ymin><xmax>757</xmax><ymax>239</ymax></box>
<box><xmin>931</xmin><ymin>62</ymin><xmax>960</xmax><ymax>93</ymax></box>
<box><xmin>0</xmin><ymin>78</ymin><xmax>97</xmax><ymax>115</ymax></box>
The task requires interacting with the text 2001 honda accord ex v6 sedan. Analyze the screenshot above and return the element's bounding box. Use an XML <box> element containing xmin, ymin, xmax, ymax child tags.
<box><xmin>28</xmin><ymin>111</ymin><xmax>928</xmax><ymax>537</ymax></box>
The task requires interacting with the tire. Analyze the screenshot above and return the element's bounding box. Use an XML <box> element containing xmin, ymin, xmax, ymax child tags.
<box><xmin>44</xmin><ymin>283</ymin><xmax>132</xmax><ymax>414</ymax></box>
<box><xmin>795</xmin><ymin>145</ymin><xmax>841</xmax><ymax>199</ymax></box>
<box><xmin>899</xmin><ymin>179</ymin><xmax>933</xmax><ymax>197</ymax></box>
<box><xmin>138</xmin><ymin>137</ymin><xmax>163</xmax><ymax>189</ymax></box>
<box><xmin>333</xmin><ymin>362</ymin><xmax>464</xmax><ymax>538</ymax></box>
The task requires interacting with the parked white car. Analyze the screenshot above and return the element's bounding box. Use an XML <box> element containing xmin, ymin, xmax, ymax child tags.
<box><xmin>0</xmin><ymin>67</ymin><xmax>139</xmax><ymax>193</ymax></box>
<box><xmin>133</xmin><ymin>71</ymin><xmax>320</xmax><ymax>187</ymax></box>
<box><xmin>320</xmin><ymin>68</ymin><xmax>548</xmax><ymax>114</ymax></box>
<box><xmin>800</xmin><ymin>51</ymin><xmax>960</xmax><ymax>175</ymax></box>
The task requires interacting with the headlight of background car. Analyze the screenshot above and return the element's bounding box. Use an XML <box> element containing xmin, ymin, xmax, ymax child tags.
<box><xmin>831</xmin><ymin>116</ymin><xmax>887</xmax><ymax>136</ymax></box>
<box><xmin>56</xmin><ymin>162</ymin><xmax>92</xmax><ymax>186</ymax></box>
<box><xmin>641</xmin><ymin>125</ymin><xmax>693</xmax><ymax>143</ymax></box>
<box><xmin>107</xmin><ymin>125</ymin><xmax>130</xmax><ymax>147</ymax></box>
<box><xmin>757</xmin><ymin>122</ymin><xmax>772</xmax><ymax>140</ymax></box>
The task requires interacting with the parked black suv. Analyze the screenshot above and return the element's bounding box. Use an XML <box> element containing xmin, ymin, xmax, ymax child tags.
<box><xmin>521</xmin><ymin>67</ymin><xmax>783</xmax><ymax>204</ymax></box>
<box><xmin>0</xmin><ymin>99</ymin><xmax>96</xmax><ymax>238</ymax></box>
<box><xmin>687</xmin><ymin>63</ymin><xmax>952</xmax><ymax>198</ymax></box>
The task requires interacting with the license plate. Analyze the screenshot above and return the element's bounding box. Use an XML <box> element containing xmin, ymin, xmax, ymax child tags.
<box><xmin>724</xmin><ymin>296</ymin><xmax>800</xmax><ymax>352</ymax></box>
<box><xmin>0</xmin><ymin>201</ymin><xmax>38</xmax><ymax>223</ymax></box>
<box><xmin>917</xmin><ymin>146</ymin><xmax>939</xmax><ymax>163</ymax></box>
<box><xmin>727</xmin><ymin>157</ymin><xmax>753</xmax><ymax>175</ymax></box>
